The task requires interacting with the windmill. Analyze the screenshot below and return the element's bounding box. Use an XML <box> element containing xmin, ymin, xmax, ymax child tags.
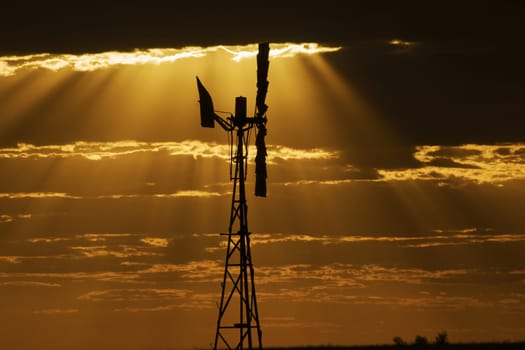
<box><xmin>196</xmin><ymin>42</ymin><xmax>270</xmax><ymax>350</ymax></box>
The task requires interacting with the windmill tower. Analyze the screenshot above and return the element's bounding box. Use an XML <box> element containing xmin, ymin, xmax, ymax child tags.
<box><xmin>196</xmin><ymin>43</ymin><xmax>270</xmax><ymax>350</ymax></box>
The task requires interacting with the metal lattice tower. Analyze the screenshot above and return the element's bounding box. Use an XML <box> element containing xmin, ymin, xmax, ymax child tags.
<box><xmin>195</xmin><ymin>43</ymin><xmax>270</xmax><ymax>350</ymax></box>
<box><xmin>215</xmin><ymin>120</ymin><xmax>262</xmax><ymax>350</ymax></box>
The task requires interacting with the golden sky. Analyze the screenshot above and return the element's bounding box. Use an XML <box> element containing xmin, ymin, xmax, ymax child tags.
<box><xmin>1</xmin><ymin>40</ymin><xmax>525</xmax><ymax>350</ymax></box>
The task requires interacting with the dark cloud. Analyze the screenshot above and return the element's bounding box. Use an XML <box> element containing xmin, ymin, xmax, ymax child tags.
<box><xmin>426</xmin><ymin>157</ymin><xmax>480</xmax><ymax>169</ymax></box>
<box><xmin>426</xmin><ymin>147</ymin><xmax>482</xmax><ymax>159</ymax></box>
<box><xmin>1</xmin><ymin>4</ymin><xmax>523</xmax><ymax>53</ymax></box>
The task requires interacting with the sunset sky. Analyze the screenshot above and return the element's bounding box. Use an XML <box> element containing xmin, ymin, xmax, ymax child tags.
<box><xmin>1</xmin><ymin>5</ymin><xmax>525</xmax><ymax>350</ymax></box>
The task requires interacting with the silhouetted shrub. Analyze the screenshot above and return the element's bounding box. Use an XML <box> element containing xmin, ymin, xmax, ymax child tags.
<box><xmin>414</xmin><ymin>335</ymin><xmax>428</xmax><ymax>346</ymax></box>
<box><xmin>435</xmin><ymin>330</ymin><xmax>448</xmax><ymax>346</ymax></box>
<box><xmin>392</xmin><ymin>336</ymin><xmax>407</xmax><ymax>346</ymax></box>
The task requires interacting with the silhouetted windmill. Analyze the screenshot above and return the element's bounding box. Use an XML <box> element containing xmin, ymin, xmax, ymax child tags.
<box><xmin>196</xmin><ymin>42</ymin><xmax>269</xmax><ymax>350</ymax></box>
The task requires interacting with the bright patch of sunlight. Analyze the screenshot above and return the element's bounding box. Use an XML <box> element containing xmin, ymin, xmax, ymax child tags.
<box><xmin>0</xmin><ymin>43</ymin><xmax>341</xmax><ymax>76</ymax></box>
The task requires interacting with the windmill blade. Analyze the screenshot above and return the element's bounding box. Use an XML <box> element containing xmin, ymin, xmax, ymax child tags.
<box><xmin>196</xmin><ymin>76</ymin><xmax>217</xmax><ymax>128</ymax></box>
<box><xmin>255</xmin><ymin>43</ymin><xmax>270</xmax><ymax>197</ymax></box>
<box><xmin>255</xmin><ymin>123</ymin><xmax>267</xmax><ymax>197</ymax></box>
<box><xmin>255</xmin><ymin>42</ymin><xmax>270</xmax><ymax>118</ymax></box>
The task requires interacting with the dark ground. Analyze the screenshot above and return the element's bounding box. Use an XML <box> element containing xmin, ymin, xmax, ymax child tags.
<box><xmin>268</xmin><ymin>342</ymin><xmax>525</xmax><ymax>350</ymax></box>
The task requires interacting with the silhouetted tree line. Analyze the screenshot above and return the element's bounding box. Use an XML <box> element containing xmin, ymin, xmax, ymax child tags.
<box><xmin>266</xmin><ymin>333</ymin><xmax>525</xmax><ymax>350</ymax></box>
<box><xmin>393</xmin><ymin>330</ymin><xmax>448</xmax><ymax>347</ymax></box>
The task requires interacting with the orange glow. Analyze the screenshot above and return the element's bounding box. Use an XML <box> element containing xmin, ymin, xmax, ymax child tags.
<box><xmin>1</xmin><ymin>39</ymin><xmax>524</xmax><ymax>349</ymax></box>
